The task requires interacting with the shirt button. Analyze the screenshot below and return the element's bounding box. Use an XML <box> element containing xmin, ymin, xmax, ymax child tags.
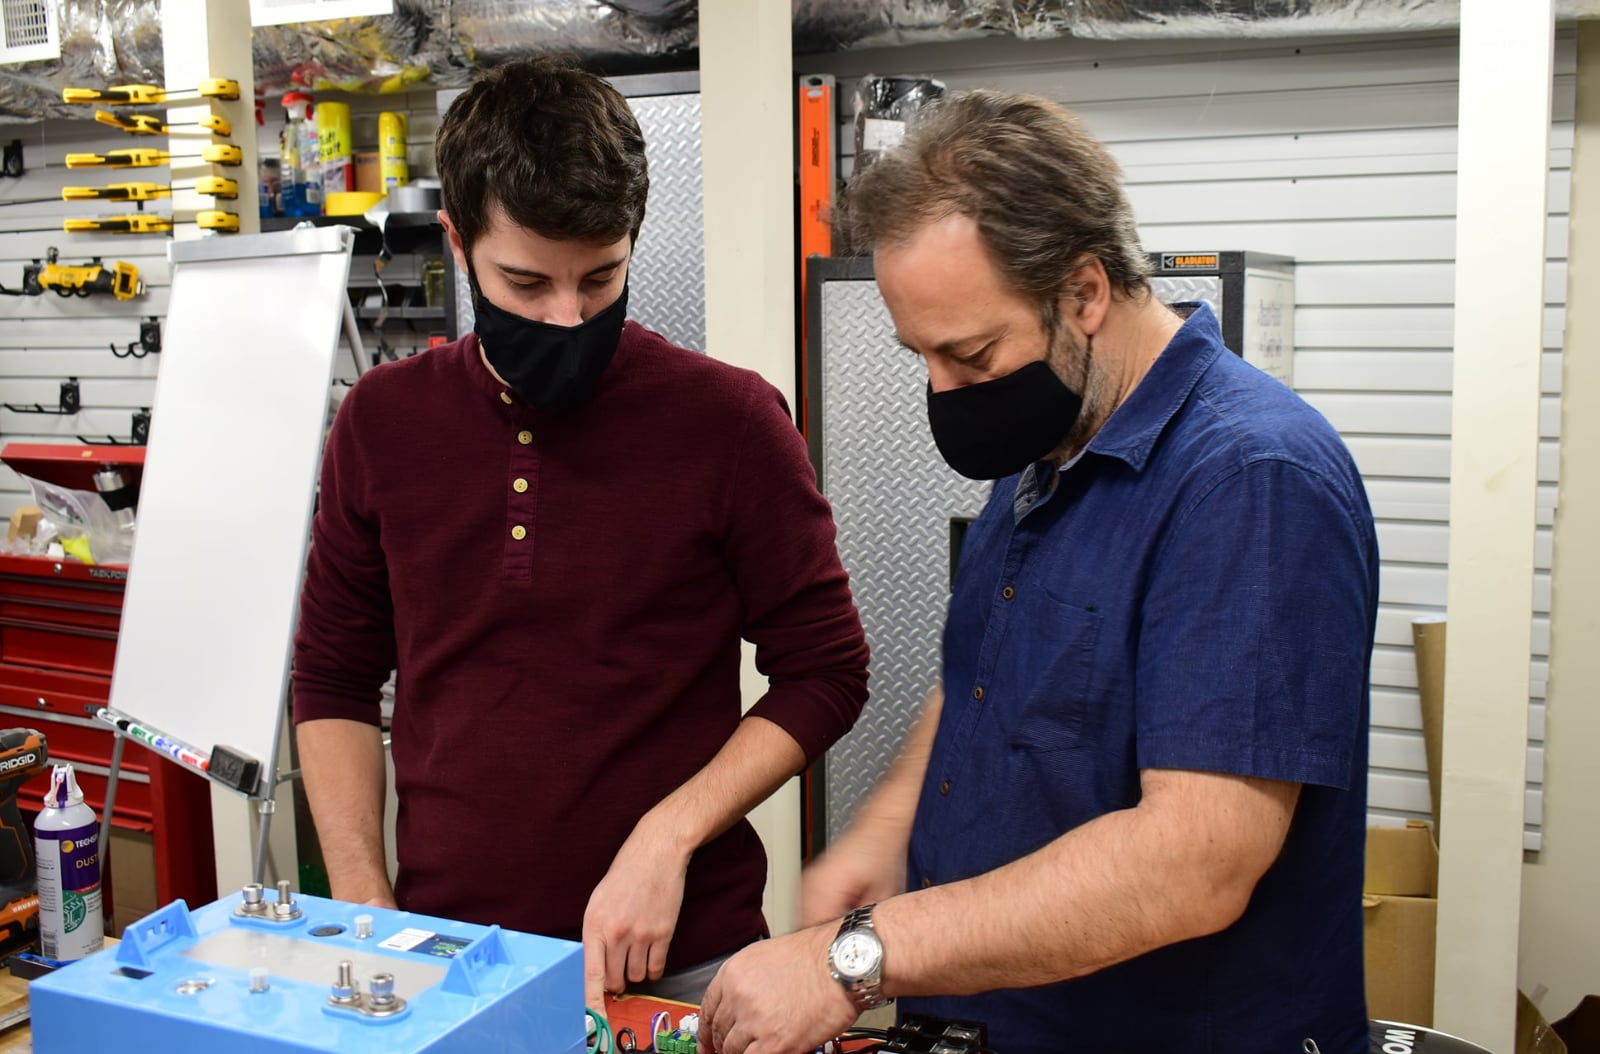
<box><xmin>512</xmin><ymin>478</ymin><xmax>529</xmax><ymax>493</ymax></box>
<box><xmin>921</xmin><ymin>876</ymin><xmax>932</xmax><ymax>889</ymax></box>
<box><xmin>499</xmin><ymin>391</ymin><xmax>513</xmax><ymax>405</ymax></box>
<box><xmin>517</xmin><ymin>430</ymin><xmax>533</xmax><ymax>445</ymax></box>
<box><xmin>510</xmin><ymin>525</ymin><xmax>527</xmax><ymax>541</ymax></box>
<box><xmin>973</xmin><ymin>686</ymin><xmax>985</xmax><ymax>701</ymax></box>
<box><xmin>1002</xmin><ymin>585</ymin><xmax>1015</xmax><ymax>600</ymax></box>
<box><xmin>939</xmin><ymin>780</ymin><xmax>951</xmax><ymax>796</ymax></box>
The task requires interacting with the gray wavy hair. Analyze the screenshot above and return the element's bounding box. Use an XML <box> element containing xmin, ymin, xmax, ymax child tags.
<box><xmin>837</xmin><ymin>89</ymin><xmax>1151</xmax><ymax>324</ymax></box>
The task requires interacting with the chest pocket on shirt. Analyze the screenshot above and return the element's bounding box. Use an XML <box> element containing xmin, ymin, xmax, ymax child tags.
<box><xmin>1004</xmin><ymin>594</ymin><xmax>1103</xmax><ymax>752</ymax></box>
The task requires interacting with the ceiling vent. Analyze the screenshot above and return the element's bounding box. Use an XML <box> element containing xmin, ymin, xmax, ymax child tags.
<box><xmin>0</xmin><ymin>0</ymin><xmax>60</xmax><ymax>65</ymax></box>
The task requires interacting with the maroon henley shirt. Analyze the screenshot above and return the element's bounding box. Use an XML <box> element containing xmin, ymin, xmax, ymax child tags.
<box><xmin>291</xmin><ymin>324</ymin><xmax>870</xmax><ymax>969</ymax></box>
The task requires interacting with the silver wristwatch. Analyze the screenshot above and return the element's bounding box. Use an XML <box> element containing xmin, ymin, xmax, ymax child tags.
<box><xmin>827</xmin><ymin>903</ymin><xmax>887</xmax><ymax>1010</ymax></box>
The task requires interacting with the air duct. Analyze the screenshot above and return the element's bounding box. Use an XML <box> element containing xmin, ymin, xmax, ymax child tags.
<box><xmin>4</xmin><ymin>0</ymin><xmax>1597</xmax><ymax>122</ymax></box>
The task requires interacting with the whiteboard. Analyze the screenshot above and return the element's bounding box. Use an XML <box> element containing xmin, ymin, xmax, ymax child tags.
<box><xmin>107</xmin><ymin>227</ymin><xmax>354</xmax><ymax>793</ymax></box>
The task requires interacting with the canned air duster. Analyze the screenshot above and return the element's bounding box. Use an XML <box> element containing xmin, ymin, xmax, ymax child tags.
<box><xmin>35</xmin><ymin>764</ymin><xmax>104</xmax><ymax>962</ymax></box>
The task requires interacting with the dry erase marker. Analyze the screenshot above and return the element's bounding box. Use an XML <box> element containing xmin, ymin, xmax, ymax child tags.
<box><xmin>150</xmin><ymin>734</ymin><xmax>195</xmax><ymax>764</ymax></box>
<box><xmin>123</xmin><ymin>722</ymin><xmax>160</xmax><ymax>750</ymax></box>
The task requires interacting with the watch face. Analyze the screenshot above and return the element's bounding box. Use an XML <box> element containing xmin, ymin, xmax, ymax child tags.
<box><xmin>832</xmin><ymin>931</ymin><xmax>881</xmax><ymax>980</ymax></box>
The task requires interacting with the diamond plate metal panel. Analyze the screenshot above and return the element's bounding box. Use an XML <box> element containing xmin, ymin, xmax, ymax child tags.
<box><xmin>817</xmin><ymin>278</ymin><xmax>990</xmax><ymax>843</ymax></box>
<box><xmin>627</xmin><ymin>93</ymin><xmax>706</xmax><ymax>352</ymax></box>
<box><xmin>1150</xmin><ymin>275</ymin><xmax>1223</xmax><ymax>325</ymax></box>
<box><xmin>450</xmin><ymin>92</ymin><xmax>706</xmax><ymax>353</ymax></box>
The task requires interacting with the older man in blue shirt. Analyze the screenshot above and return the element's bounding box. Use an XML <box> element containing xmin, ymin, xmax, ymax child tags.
<box><xmin>701</xmin><ymin>89</ymin><xmax>1377</xmax><ymax>1054</ymax></box>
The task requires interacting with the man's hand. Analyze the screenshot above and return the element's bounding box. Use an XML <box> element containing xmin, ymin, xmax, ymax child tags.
<box><xmin>700</xmin><ymin>923</ymin><xmax>859</xmax><ymax>1054</ymax></box>
<box><xmin>800</xmin><ymin>826</ymin><xmax>906</xmax><ymax>928</ymax></box>
<box><xmin>581</xmin><ymin>820</ymin><xmax>691</xmax><ymax>1014</ymax></box>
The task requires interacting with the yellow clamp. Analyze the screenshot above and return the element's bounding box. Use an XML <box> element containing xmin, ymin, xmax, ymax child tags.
<box><xmin>92</xmin><ymin>112</ymin><xmax>233</xmax><ymax>138</ymax></box>
<box><xmin>63</xmin><ymin>84</ymin><xmax>166</xmax><ymax>106</ymax></box>
<box><xmin>196</xmin><ymin>211</ymin><xmax>240</xmax><ymax>232</ymax></box>
<box><xmin>194</xmin><ymin>177</ymin><xmax>239</xmax><ymax>199</ymax></box>
<box><xmin>202</xmin><ymin>144</ymin><xmax>243</xmax><ymax>166</ymax></box>
<box><xmin>61</xmin><ymin>183</ymin><xmax>170</xmax><ymax>202</ymax></box>
<box><xmin>63</xmin><ymin>79</ymin><xmax>240</xmax><ymax>105</ymax></box>
<box><xmin>63</xmin><ymin>215</ymin><xmax>174</xmax><ymax>235</ymax></box>
<box><xmin>65</xmin><ymin>149</ymin><xmax>170</xmax><ymax>169</ymax></box>
<box><xmin>196</xmin><ymin>79</ymin><xmax>240</xmax><ymax>100</ymax></box>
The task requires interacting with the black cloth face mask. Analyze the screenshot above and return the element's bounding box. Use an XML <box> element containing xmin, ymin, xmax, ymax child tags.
<box><xmin>926</xmin><ymin>360</ymin><xmax>1084</xmax><ymax>480</ymax></box>
<box><xmin>472</xmin><ymin>273</ymin><xmax>629</xmax><ymax>413</ymax></box>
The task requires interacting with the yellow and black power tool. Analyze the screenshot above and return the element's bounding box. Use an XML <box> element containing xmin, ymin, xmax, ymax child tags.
<box><xmin>0</xmin><ymin>248</ymin><xmax>145</xmax><ymax>301</ymax></box>
<box><xmin>0</xmin><ymin>728</ymin><xmax>50</xmax><ymax>956</ymax></box>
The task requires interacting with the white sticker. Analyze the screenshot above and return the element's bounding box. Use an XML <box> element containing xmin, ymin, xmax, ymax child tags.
<box><xmin>861</xmin><ymin>118</ymin><xmax>906</xmax><ymax>153</ymax></box>
<box><xmin>377</xmin><ymin>927</ymin><xmax>434</xmax><ymax>952</ymax></box>
<box><xmin>1242</xmin><ymin>270</ymin><xmax>1295</xmax><ymax>386</ymax></box>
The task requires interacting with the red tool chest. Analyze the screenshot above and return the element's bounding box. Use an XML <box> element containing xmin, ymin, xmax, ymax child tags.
<box><xmin>0</xmin><ymin>442</ymin><xmax>216</xmax><ymax>918</ymax></box>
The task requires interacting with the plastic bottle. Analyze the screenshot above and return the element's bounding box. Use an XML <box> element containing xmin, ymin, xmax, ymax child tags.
<box><xmin>35</xmin><ymin>765</ymin><xmax>104</xmax><ymax>962</ymax></box>
<box><xmin>318</xmin><ymin>101</ymin><xmax>353</xmax><ymax>196</ymax></box>
<box><xmin>280</xmin><ymin>92</ymin><xmax>321</xmax><ymax>217</ymax></box>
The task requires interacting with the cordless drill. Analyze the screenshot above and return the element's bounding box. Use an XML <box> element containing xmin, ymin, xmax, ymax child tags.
<box><xmin>0</xmin><ymin>729</ymin><xmax>49</xmax><ymax>954</ymax></box>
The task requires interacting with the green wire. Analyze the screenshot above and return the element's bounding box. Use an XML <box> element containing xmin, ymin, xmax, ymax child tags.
<box><xmin>585</xmin><ymin>1007</ymin><xmax>614</xmax><ymax>1054</ymax></box>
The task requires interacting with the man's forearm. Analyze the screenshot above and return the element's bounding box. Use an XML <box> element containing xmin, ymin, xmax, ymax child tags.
<box><xmin>845</xmin><ymin>687</ymin><xmax>941</xmax><ymax>847</ymax></box>
<box><xmin>636</xmin><ymin>715</ymin><xmax>805</xmax><ymax>856</ymax></box>
<box><xmin>297</xmin><ymin>717</ymin><xmax>393</xmax><ymax>903</ymax></box>
<box><xmin>874</xmin><ymin>770</ymin><xmax>1298</xmax><ymax>997</ymax></box>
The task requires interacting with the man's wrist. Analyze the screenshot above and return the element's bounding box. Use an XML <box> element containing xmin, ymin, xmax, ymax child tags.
<box><xmin>632</xmin><ymin>806</ymin><xmax>699</xmax><ymax>867</ymax></box>
<box><xmin>328</xmin><ymin>866</ymin><xmax>394</xmax><ymax>905</ymax></box>
<box><xmin>827</xmin><ymin>904</ymin><xmax>888</xmax><ymax>1010</ymax></box>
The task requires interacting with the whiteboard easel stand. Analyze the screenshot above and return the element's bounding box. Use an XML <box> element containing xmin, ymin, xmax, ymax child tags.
<box><xmin>91</xmin><ymin>226</ymin><xmax>358</xmax><ymax>892</ymax></box>
<box><xmin>96</xmin><ymin>710</ymin><xmax>285</xmax><ymax>886</ymax></box>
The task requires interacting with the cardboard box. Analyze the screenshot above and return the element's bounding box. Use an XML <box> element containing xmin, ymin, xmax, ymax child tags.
<box><xmin>1364</xmin><ymin>820</ymin><xmax>1440</xmax><ymax>1026</ymax></box>
<box><xmin>1366</xmin><ymin>820</ymin><xmax>1440</xmax><ymax>897</ymax></box>
<box><xmin>1365</xmin><ymin>892</ymin><xmax>1437</xmax><ymax>1026</ymax></box>
<box><xmin>6</xmin><ymin>506</ymin><xmax>40</xmax><ymax>543</ymax></box>
<box><xmin>354</xmin><ymin>151</ymin><xmax>382</xmax><ymax>195</ymax></box>
<box><xmin>108</xmin><ymin>827</ymin><xmax>157</xmax><ymax>938</ymax></box>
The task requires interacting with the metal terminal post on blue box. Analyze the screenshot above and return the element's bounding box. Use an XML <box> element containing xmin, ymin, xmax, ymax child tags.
<box><xmin>29</xmin><ymin>889</ymin><xmax>586</xmax><ymax>1053</ymax></box>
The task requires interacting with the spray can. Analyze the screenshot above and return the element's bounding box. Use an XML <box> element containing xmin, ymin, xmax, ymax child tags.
<box><xmin>318</xmin><ymin>101</ymin><xmax>354</xmax><ymax>196</ymax></box>
<box><xmin>379</xmin><ymin>110</ymin><xmax>409</xmax><ymax>191</ymax></box>
<box><xmin>34</xmin><ymin>765</ymin><xmax>103</xmax><ymax>961</ymax></box>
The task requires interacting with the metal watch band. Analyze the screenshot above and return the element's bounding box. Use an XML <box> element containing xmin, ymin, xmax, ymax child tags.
<box><xmin>832</xmin><ymin>903</ymin><xmax>886</xmax><ymax>1010</ymax></box>
<box><xmin>838</xmin><ymin>904</ymin><xmax>877</xmax><ymax>936</ymax></box>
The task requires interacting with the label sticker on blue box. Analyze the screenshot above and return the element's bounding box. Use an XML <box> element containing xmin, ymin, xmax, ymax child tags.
<box><xmin>378</xmin><ymin>928</ymin><xmax>473</xmax><ymax>958</ymax></box>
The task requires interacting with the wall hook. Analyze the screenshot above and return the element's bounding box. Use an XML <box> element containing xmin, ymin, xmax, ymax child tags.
<box><xmin>5</xmin><ymin>377</ymin><xmax>79</xmax><ymax>415</ymax></box>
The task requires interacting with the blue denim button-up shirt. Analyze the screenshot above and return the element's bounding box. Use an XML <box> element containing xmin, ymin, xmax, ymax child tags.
<box><xmin>901</xmin><ymin>304</ymin><xmax>1378</xmax><ymax>1054</ymax></box>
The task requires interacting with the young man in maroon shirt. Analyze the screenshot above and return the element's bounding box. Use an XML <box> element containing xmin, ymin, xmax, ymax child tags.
<box><xmin>290</xmin><ymin>58</ymin><xmax>870</xmax><ymax>1014</ymax></box>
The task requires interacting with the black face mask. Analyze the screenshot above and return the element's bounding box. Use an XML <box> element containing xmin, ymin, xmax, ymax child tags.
<box><xmin>473</xmin><ymin>276</ymin><xmax>629</xmax><ymax>413</ymax></box>
<box><xmin>926</xmin><ymin>360</ymin><xmax>1083</xmax><ymax>480</ymax></box>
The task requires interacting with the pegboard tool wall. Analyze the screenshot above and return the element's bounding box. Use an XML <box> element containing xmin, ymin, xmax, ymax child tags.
<box><xmin>0</xmin><ymin>94</ymin><xmax>446</xmax><ymax>517</ymax></box>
